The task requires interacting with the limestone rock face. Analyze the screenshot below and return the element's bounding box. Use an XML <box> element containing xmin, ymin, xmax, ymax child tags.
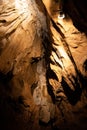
<box><xmin>0</xmin><ymin>0</ymin><xmax>87</xmax><ymax>130</ymax></box>
<box><xmin>0</xmin><ymin>0</ymin><xmax>52</xmax><ymax>129</ymax></box>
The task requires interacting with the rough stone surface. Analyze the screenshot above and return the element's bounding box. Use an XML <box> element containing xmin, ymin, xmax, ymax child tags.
<box><xmin>0</xmin><ymin>0</ymin><xmax>87</xmax><ymax>130</ymax></box>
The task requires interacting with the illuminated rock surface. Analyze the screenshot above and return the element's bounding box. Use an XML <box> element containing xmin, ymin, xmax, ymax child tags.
<box><xmin>0</xmin><ymin>0</ymin><xmax>87</xmax><ymax>130</ymax></box>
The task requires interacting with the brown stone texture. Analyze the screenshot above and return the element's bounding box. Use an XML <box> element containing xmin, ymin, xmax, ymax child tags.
<box><xmin>0</xmin><ymin>0</ymin><xmax>87</xmax><ymax>130</ymax></box>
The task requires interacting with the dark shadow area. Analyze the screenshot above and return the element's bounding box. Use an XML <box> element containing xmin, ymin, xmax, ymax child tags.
<box><xmin>63</xmin><ymin>0</ymin><xmax>87</xmax><ymax>34</ymax></box>
<box><xmin>61</xmin><ymin>68</ymin><xmax>87</xmax><ymax>105</ymax></box>
<box><xmin>47</xmin><ymin>68</ymin><xmax>58</xmax><ymax>81</ymax></box>
<box><xmin>61</xmin><ymin>76</ymin><xmax>82</xmax><ymax>105</ymax></box>
<box><xmin>83</xmin><ymin>59</ymin><xmax>87</xmax><ymax>72</ymax></box>
<box><xmin>78</xmin><ymin>71</ymin><xmax>87</xmax><ymax>92</ymax></box>
<box><xmin>0</xmin><ymin>71</ymin><xmax>13</xmax><ymax>87</ymax></box>
<box><xmin>46</xmin><ymin>81</ymin><xmax>56</xmax><ymax>104</ymax></box>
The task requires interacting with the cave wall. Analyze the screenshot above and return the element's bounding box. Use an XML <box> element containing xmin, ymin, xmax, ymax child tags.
<box><xmin>0</xmin><ymin>0</ymin><xmax>87</xmax><ymax>130</ymax></box>
<box><xmin>63</xmin><ymin>0</ymin><xmax>87</xmax><ymax>33</ymax></box>
<box><xmin>0</xmin><ymin>0</ymin><xmax>52</xmax><ymax>129</ymax></box>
